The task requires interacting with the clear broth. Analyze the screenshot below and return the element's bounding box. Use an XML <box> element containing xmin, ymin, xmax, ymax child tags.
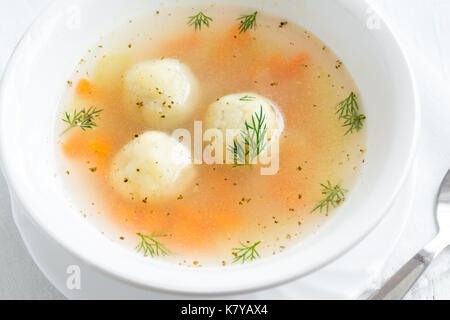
<box><xmin>57</xmin><ymin>5</ymin><xmax>367</xmax><ymax>267</ymax></box>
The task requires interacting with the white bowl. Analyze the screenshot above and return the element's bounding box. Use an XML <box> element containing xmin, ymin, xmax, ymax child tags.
<box><xmin>0</xmin><ymin>0</ymin><xmax>419</xmax><ymax>295</ymax></box>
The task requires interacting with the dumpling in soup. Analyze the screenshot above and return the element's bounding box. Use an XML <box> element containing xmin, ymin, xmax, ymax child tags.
<box><xmin>124</xmin><ymin>58</ymin><xmax>198</xmax><ymax>128</ymax></box>
<box><xmin>204</xmin><ymin>93</ymin><xmax>283</xmax><ymax>163</ymax></box>
<box><xmin>110</xmin><ymin>131</ymin><xmax>194</xmax><ymax>200</ymax></box>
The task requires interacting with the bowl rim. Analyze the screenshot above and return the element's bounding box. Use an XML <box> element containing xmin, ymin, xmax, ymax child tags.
<box><xmin>0</xmin><ymin>0</ymin><xmax>421</xmax><ymax>296</ymax></box>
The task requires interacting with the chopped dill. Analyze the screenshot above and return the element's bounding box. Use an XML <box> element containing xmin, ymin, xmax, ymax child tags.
<box><xmin>239</xmin><ymin>95</ymin><xmax>256</xmax><ymax>101</ymax></box>
<box><xmin>343</xmin><ymin>112</ymin><xmax>366</xmax><ymax>135</ymax></box>
<box><xmin>187</xmin><ymin>11</ymin><xmax>213</xmax><ymax>31</ymax></box>
<box><xmin>237</xmin><ymin>11</ymin><xmax>258</xmax><ymax>33</ymax></box>
<box><xmin>336</xmin><ymin>92</ymin><xmax>366</xmax><ymax>135</ymax></box>
<box><xmin>136</xmin><ymin>232</ymin><xmax>169</xmax><ymax>257</ymax></box>
<box><xmin>227</xmin><ymin>106</ymin><xmax>268</xmax><ymax>166</ymax></box>
<box><xmin>61</xmin><ymin>107</ymin><xmax>102</xmax><ymax>136</ymax></box>
<box><xmin>312</xmin><ymin>181</ymin><xmax>348</xmax><ymax>214</ymax></box>
<box><xmin>232</xmin><ymin>241</ymin><xmax>261</xmax><ymax>263</ymax></box>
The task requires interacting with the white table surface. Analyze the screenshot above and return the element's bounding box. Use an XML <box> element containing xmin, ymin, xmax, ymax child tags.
<box><xmin>0</xmin><ymin>0</ymin><xmax>449</xmax><ymax>300</ymax></box>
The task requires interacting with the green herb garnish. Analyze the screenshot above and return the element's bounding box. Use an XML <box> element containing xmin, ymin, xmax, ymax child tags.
<box><xmin>61</xmin><ymin>107</ymin><xmax>102</xmax><ymax>136</ymax></box>
<box><xmin>232</xmin><ymin>241</ymin><xmax>261</xmax><ymax>263</ymax></box>
<box><xmin>336</xmin><ymin>92</ymin><xmax>366</xmax><ymax>135</ymax></box>
<box><xmin>136</xmin><ymin>232</ymin><xmax>169</xmax><ymax>257</ymax></box>
<box><xmin>237</xmin><ymin>11</ymin><xmax>258</xmax><ymax>33</ymax></box>
<box><xmin>227</xmin><ymin>106</ymin><xmax>268</xmax><ymax>166</ymax></box>
<box><xmin>239</xmin><ymin>95</ymin><xmax>256</xmax><ymax>101</ymax></box>
<box><xmin>312</xmin><ymin>181</ymin><xmax>347</xmax><ymax>214</ymax></box>
<box><xmin>187</xmin><ymin>11</ymin><xmax>213</xmax><ymax>31</ymax></box>
<box><xmin>343</xmin><ymin>112</ymin><xmax>366</xmax><ymax>135</ymax></box>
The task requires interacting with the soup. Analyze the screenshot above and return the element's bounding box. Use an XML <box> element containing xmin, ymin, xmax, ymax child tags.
<box><xmin>56</xmin><ymin>5</ymin><xmax>367</xmax><ymax>267</ymax></box>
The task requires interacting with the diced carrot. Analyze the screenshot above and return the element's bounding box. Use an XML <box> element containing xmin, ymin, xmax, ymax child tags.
<box><xmin>214</xmin><ymin>24</ymin><xmax>252</xmax><ymax>63</ymax></box>
<box><xmin>266</xmin><ymin>53</ymin><xmax>310</xmax><ymax>80</ymax></box>
<box><xmin>61</xmin><ymin>130</ymin><xmax>111</xmax><ymax>169</ymax></box>
<box><xmin>169</xmin><ymin>206</ymin><xmax>210</xmax><ymax>250</ymax></box>
<box><xmin>226</xmin><ymin>24</ymin><xmax>251</xmax><ymax>42</ymax></box>
<box><xmin>61</xmin><ymin>130</ymin><xmax>89</xmax><ymax>158</ymax></box>
<box><xmin>75</xmin><ymin>78</ymin><xmax>95</xmax><ymax>97</ymax></box>
<box><xmin>88</xmin><ymin>141</ymin><xmax>111</xmax><ymax>168</ymax></box>
<box><xmin>286</xmin><ymin>53</ymin><xmax>310</xmax><ymax>75</ymax></box>
<box><xmin>89</xmin><ymin>140</ymin><xmax>111</xmax><ymax>158</ymax></box>
<box><xmin>117</xmin><ymin>205</ymin><xmax>136</xmax><ymax>222</ymax></box>
<box><xmin>213</xmin><ymin>213</ymin><xmax>240</xmax><ymax>233</ymax></box>
<box><xmin>226</xmin><ymin>24</ymin><xmax>251</xmax><ymax>51</ymax></box>
<box><xmin>168</xmin><ymin>202</ymin><xmax>241</xmax><ymax>251</ymax></box>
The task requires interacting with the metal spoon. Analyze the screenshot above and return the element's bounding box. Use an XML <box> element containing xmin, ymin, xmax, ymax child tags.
<box><xmin>369</xmin><ymin>170</ymin><xmax>450</xmax><ymax>300</ymax></box>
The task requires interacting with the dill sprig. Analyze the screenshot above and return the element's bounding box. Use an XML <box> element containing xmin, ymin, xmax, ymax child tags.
<box><xmin>232</xmin><ymin>241</ymin><xmax>261</xmax><ymax>264</ymax></box>
<box><xmin>237</xmin><ymin>11</ymin><xmax>258</xmax><ymax>33</ymax></box>
<box><xmin>136</xmin><ymin>232</ymin><xmax>170</xmax><ymax>258</ymax></box>
<box><xmin>239</xmin><ymin>95</ymin><xmax>256</xmax><ymax>101</ymax></box>
<box><xmin>61</xmin><ymin>107</ymin><xmax>102</xmax><ymax>136</ymax></box>
<box><xmin>187</xmin><ymin>11</ymin><xmax>213</xmax><ymax>31</ymax></box>
<box><xmin>336</xmin><ymin>92</ymin><xmax>358</xmax><ymax>119</ymax></box>
<box><xmin>227</xmin><ymin>106</ymin><xmax>268</xmax><ymax>166</ymax></box>
<box><xmin>343</xmin><ymin>112</ymin><xmax>366</xmax><ymax>135</ymax></box>
<box><xmin>312</xmin><ymin>181</ymin><xmax>348</xmax><ymax>214</ymax></box>
<box><xmin>336</xmin><ymin>92</ymin><xmax>366</xmax><ymax>135</ymax></box>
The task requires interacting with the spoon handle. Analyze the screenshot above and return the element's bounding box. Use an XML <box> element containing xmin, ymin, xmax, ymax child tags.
<box><xmin>369</xmin><ymin>234</ymin><xmax>448</xmax><ymax>300</ymax></box>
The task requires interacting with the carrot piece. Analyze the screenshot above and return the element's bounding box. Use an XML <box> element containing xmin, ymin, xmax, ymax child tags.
<box><xmin>169</xmin><ymin>208</ymin><xmax>209</xmax><ymax>250</ymax></box>
<box><xmin>61</xmin><ymin>130</ymin><xmax>111</xmax><ymax>169</ymax></box>
<box><xmin>89</xmin><ymin>140</ymin><xmax>111</xmax><ymax>157</ymax></box>
<box><xmin>75</xmin><ymin>78</ymin><xmax>95</xmax><ymax>97</ymax></box>
<box><xmin>266</xmin><ymin>53</ymin><xmax>310</xmax><ymax>79</ymax></box>
<box><xmin>213</xmin><ymin>213</ymin><xmax>240</xmax><ymax>233</ymax></box>
<box><xmin>227</xmin><ymin>24</ymin><xmax>251</xmax><ymax>48</ymax></box>
<box><xmin>286</xmin><ymin>53</ymin><xmax>310</xmax><ymax>75</ymax></box>
<box><xmin>88</xmin><ymin>140</ymin><xmax>111</xmax><ymax>167</ymax></box>
<box><xmin>289</xmin><ymin>53</ymin><xmax>309</xmax><ymax>66</ymax></box>
<box><xmin>214</xmin><ymin>24</ymin><xmax>251</xmax><ymax>62</ymax></box>
<box><xmin>61</xmin><ymin>130</ymin><xmax>89</xmax><ymax>158</ymax></box>
<box><xmin>168</xmin><ymin>201</ymin><xmax>241</xmax><ymax>251</ymax></box>
<box><xmin>117</xmin><ymin>205</ymin><xmax>136</xmax><ymax>221</ymax></box>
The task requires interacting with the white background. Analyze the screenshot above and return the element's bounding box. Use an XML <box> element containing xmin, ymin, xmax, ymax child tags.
<box><xmin>0</xmin><ymin>0</ymin><xmax>449</xmax><ymax>300</ymax></box>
